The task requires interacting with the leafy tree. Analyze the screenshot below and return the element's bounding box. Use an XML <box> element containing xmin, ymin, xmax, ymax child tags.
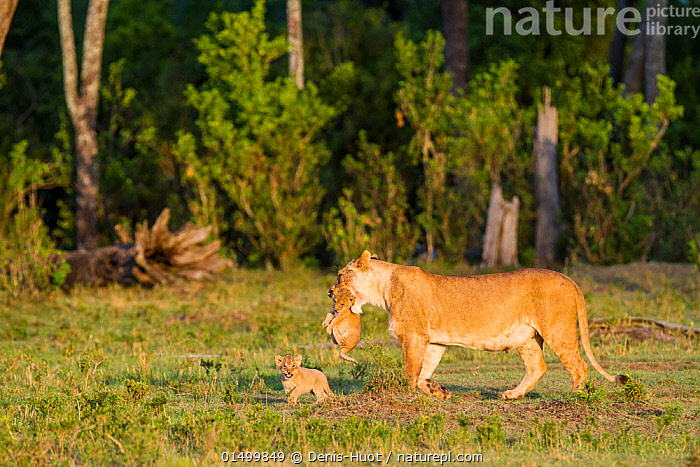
<box><xmin>324</xmin><ymin>131</ymin><xmax>417</xmax><ymax>263</ymax></box>
<box><xmin>395</xmin><ymin>30</ymin><xmax>454</xmax><ymax>260</ymax></box>
<box><xmin>178</xmin><ymin>0</ymin><xmax>337</xmax><ymax>269</ymax></box>
<box><xmin>558</xmin><ymin>65</ymin><xmax>683</xmax><ymax>264</ymax></box>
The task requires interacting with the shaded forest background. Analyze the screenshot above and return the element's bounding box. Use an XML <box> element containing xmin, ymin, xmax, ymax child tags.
<box><xmin>0</xmin><ymin>0</ymin><xmax>698</xmax><ymax>281</ymax></box>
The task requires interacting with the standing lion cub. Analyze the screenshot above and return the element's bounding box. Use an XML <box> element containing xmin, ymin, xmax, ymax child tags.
<box><xmin>275</xmin><ymin>354</ymin><xmax>333</xmax><ymax>404</ymax></box>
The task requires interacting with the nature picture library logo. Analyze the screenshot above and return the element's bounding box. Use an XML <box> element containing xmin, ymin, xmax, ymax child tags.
<box><xmin>486</xmin><ymin>1</ymin><xmax>700</xmax><ymax>38</ymax></box>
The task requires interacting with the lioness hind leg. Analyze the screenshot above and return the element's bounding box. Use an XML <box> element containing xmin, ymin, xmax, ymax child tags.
<box><xmin>417</xmin><ymin>344</ymin><xmax>450</xmax><ymax>399</ymax></box>
<box><xmin>502</xmin><ymin>335</ymin><xmax>547</xmax><ymax>400</ymax></box>
<box><xmin>544</xmin><ymin>331</ymin><xmax>587</xmax><ymax>392</ymax></box>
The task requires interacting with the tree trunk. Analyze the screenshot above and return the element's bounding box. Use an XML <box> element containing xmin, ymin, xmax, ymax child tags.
<box><xmin>0</xmin><ymin>0</ymin><xmax>20</xmax><ymax>58</ymax></box>
<box><xmin>57</xmin><ymin>0</ymin><xmax>110</xmax><ymax>250</ymax></box>
<box><xmin>622</xmin><ymin>4</ymin><xmax>646</xmax><ymax>96</ymax></box>
<box><xmin>534</xmin><ymin>87</ymin><xmax>560</xmax><ymax>266</ymax></box>
<box><xmin>608</xmin><ymin>0</ymin><xmax>634</xmax><ymax>85</ymax></box>
<box><xmin>287</xmin><ymin>0</ymin><xmax>304</xmax><ymax>90</ymax></box>
<box><xmin>442</xmin><ymin>0</ymin><xmax>468</xmax><ymax>93</ymax></box>
<box><xmin>59</xmin><ymin>209</ymin><xmax>233</xmax><ymax>287</ymax></box>
<box><xmin>481</xmin><ymin>184</ymin><xmax>520</xmax><ymax>269</ymax></box>
<box><xmin>481</xmin><ymin>183</ymin><xmax>503</xmax><ymax>269</ymax></box>
<box><xmin>500</xmin><ymin>195</ymin><xmax>519</xmax><ymax>267</ymax></box>
<box><xmin>644</xmin><ymin>0</ymin><xmax>667</xmax><ymax>104</ymax></box>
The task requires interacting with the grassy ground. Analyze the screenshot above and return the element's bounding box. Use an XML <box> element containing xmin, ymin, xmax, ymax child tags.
<box><xmin>1</xmin><ymin>262</ymin><xmax>698</xmax><ymax>466</ymax></box>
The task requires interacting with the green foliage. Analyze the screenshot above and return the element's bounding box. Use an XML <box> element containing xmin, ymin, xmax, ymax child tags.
<box><xmin>395</xmin><ymin>30</ymin><xmax>455</xmax><ymax>259</ymax></box>
<box><xmin>324</xmin><ymin>131</ymin><xmax>417</xmax><ymax>263</ymax></box>
<box><xmin>572</xmin><ymin>379</ymin><xmax>606</xmax><ymax>404</ymax></box>
<box><xmin>356</xmin><ymin>344</ymin><xmax>408</xmax><ymax>393</ymax></box>
<box><xmin>123</xmin><ymin>379</ymin><xmax>149</xmax><ymax>402</ymax></box>
<box><xmin>180</xmin><ymin>0</ymin><xmax>337</xmax><ymax>268</ymax></box>
<box><xmin>622</xmin><ymin>376</ymin><xmax>647</xmax><ymax>402</ymax></box>
<box><xmin>0</xmin><ymin>141</ymin><xmax>70</xmax><ymax>296</ymax></box>
<box><xmin>450</xmin><ymin>60</ymin><xmax>530</xmax><ymax>255</ymax></box>
<box><xmin>559</xmin><ymin>66</ymin><xmax>684</xmax><ymax>264</ymax></box>
<box><xmin>475</xmin><ymin>417</ymin><xmax>506</xmax><ymax>450</ymax></box>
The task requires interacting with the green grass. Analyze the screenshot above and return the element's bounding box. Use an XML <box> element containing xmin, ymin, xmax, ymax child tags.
<box><xmin>1</xmin><ymin>263</ymin><xmax>698</xmax><ymax>465</ymax></box>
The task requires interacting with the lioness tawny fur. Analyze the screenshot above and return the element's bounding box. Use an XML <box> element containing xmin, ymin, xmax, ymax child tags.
<box><xmin>328</xmin><ymin>250</ymin><xmax>628</xmax><ymax>400</ymax></box>
<box><xmin>275</xmin><ymin>354</ymin><xmax>333</xmax><ymax>404</ymax></box>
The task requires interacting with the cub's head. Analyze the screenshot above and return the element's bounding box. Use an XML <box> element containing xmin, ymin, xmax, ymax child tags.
<box><xmin>331</xmin><ymin>286</ymin><xmax>355</xmax><ymax>312</ymax></box>
<box><xmin>275</xmin><ymin>354</ymin><xmax>302</xmax><ymax>378</ymax></box>
<box><xmin>327</xmin><ymin>250</ymin><xmax>378</xmax><ymax>309</ymax></box>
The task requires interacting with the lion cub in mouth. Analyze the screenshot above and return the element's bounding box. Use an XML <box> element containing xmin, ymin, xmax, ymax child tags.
<box><xmin>275</xmin><ymin>354</ymin><xmax>333</xmax><ymax>404</ymax></box>
<box><xmin>322</xmin><ymin>287</ymin><xmax>361</xmax><ymax>364</ymax></box>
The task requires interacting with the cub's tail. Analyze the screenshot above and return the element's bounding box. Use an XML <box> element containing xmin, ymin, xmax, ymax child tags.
<box><xmin>574</xmin><ymin>283</ymin><xmax>629</xmax><ymax>385</ymax></box>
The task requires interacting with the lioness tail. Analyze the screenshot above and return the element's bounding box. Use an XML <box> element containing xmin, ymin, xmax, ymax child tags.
<box><xmin>574</xmin><ymin>283</ymin><xmax>628</xmax><ymax>385</ymax></box>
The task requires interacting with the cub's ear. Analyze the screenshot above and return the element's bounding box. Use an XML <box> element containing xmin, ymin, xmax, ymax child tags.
<box><xmin>371</xmin><ymin>253</ymin><xmax>378</xmax><ymax>260</ymax></box>
<box><xmin>294</xmin><ymin>355</ymin><xmax>303</xmax><ymax>365</ymax></box>
<box><xmin>274</xmin><ymin>355</ymin><xmax>283</xmax><ymax>367</ymax></box>
<box><xmin>356</xmin><ymin>250</ymin><xmax>372</xmax><ymax>270</ymax></box>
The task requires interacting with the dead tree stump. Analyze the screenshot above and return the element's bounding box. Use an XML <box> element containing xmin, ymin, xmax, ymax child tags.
<box><xmin>481</xmin><ymin>184</ymin><xmax>520</xmax><ymax>269</ymax></box>
<box><xmin>59</xmin><ymin>209</ymin><xmax>232</xmax><ymax>287</ymax></box>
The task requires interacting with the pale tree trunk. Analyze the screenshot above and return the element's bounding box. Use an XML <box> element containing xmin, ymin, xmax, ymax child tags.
<box><xmin>57</xmin><ymin>0</ymin><xmax>110</xmax><ymax>250</ymax></box>
<box><xmin>534</xmin><ymin>87</ymin><xmax>560</xmax><ymax>266</ymax></box>
<box><xmin>644</xmin><ymin>0</ymin><xmax>667</xmax><ymax>104</ymax></box>
<box><xmin>481</xmin><ymin>184</ymin><xmax>520</xmax><ymax>269</ymax></box>
<box><xmin>500</xmin><ymin>195</ymin><xmax>519</xmax><ymax>267</ymax></box>
<box><xmin>0</xmin><ymin>0</ymin><xmax>20</xmax><ymax>58</ymax></box>
<box><xmin>287</xmin><ymin>0</ymin><xmax>304</xmax><ymax>90</ymax></box>
<box><xmin>442</xmin><ymin>0</ymin><xmax>468</xmax><ymax>93</ymax></box>
<box><xmin>608</xmin><ymin>0</ymin><xmax>634</xmax><ymax>85</ymax></box>
<box><xmin>622</xmin><ymin>5</ymin><xmax>646</xmax><ymax>96</ymax></box>
<box><xmin>481</xmin><ymin>184</ymin><xmax>503</xmax><ymax>269</ymax></box>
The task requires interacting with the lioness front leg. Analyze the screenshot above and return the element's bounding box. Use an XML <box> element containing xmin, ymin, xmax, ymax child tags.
<box><xmin>417</xmin><ymin>344</ymin><xmax>451</xmax><ymax>400</ymax></box>
<box><xmin>401</xmin><ymin>337</ymin><xmax>451</xmax><ymax>400</ymax></box>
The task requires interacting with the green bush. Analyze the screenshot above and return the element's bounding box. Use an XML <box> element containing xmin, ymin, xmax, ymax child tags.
<box><xmin>558</xmin><ymin>66</ymin><xmax>683</xmax><ymax>264</ymax></box>
<box><xmin>176</xmin><ymin>0</ymin><xmax>338</xmax><ymax>269</ymax></box>
<box><xmin>0</xmin><ymin>141</ymin><xmax>70</xmax><ymax>296</ymax></box>
<box><xmin>324</xmin><ymin>131</ymin><xmax>417</xmax><ymax>263</ymax></box>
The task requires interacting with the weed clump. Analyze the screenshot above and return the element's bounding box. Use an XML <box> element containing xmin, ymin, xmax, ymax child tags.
<box><xmin>353</xmin><ymin>344</ymin><xmax>408</xmax><ymax>393</ymax></box>
<box><xmin>622</xmin><ymin>376</ymin><xmax>647</xmax><ymax>402</ymax></box>
<box><xmin>573</xmin><ymin>379</ymin><xmax>606</xmax><ymax>404</ymax></box>
<box><xmin>476</xmin><ymin>417</ymin><xmax>506</xmax><ymax>451</ymax></box>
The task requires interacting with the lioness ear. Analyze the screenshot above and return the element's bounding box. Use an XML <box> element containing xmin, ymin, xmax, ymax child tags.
<box><xmin>294</xmin><ymin>355</ymin><xmax>303</xmax><ymax>365</ymax></box>
<box><xmin>356</xmin><ymin>250</ymin><xmax>372</xmax><ymax>270</ymax></box>
<box><xmin>371</xmin><ymin>253</ymin><xmax>378</xmax><ymax>260</ymax></box>
<box><xmin>274</xmin><ymin>355</ymin><xmax>283</xmax><ymax>367</ymax></box>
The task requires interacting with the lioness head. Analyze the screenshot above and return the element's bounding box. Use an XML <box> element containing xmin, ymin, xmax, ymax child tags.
<box><xmin>328</xmin><ymin>250</ymin><xmax>377</xmax><ymax>312</ymax></box>
<box><xmin>275</xmin><ymin>354</ymin><xmax>302</xmax><ymax>378</ymax></box>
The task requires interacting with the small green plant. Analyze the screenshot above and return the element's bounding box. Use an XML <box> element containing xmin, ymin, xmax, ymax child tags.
<box><xmin>147</xmin><ymin>394</ymin><xmax>168</xmax><ymax>412</ymax></box>
<box><xmin>223</xmin><ymin>383</ymin><xmax>243</xmax><ymax>405</ymax></box>
<box><xmin>358</xmin><ymin>344</ymin><xmax>408</xmax><ymax>393</ymax></box>
<box><xmin>622</xmin><ymin>376</ymin><xmax>647</xmax><ymax>402</ymax></box>
<box><xmin>573</xmin><ymin>379</ymin><xmax>606</xmax><ymax>404</ymax></box>
<box><xmin>200</xmin><ymin>359</ymin><xmax>222</xmax><ymax>376</ymax></box>
<box><xmin>655</xmin><ymin>404</ymin><xmax>681</xmax><ymax>442</ymax></box>
<box><xmin>531</xmin><ymin>418</ymin><xmax>568</xmax><ymax>448</ymax></box>
<box><xmin>123</xmin><ymin>379</ymin><xmax>149</xmax><ymax>402</ymax></box>
<box><xmin>476</xmin><ymin>417</ymin><xmax>506</xmax><ymax>451</ymax></box>
<box><xmin>688</xmin><ymin>236</ymin><xmax>700</xmax><ymax>270</ymax></box>
<box><xmin>349</xmin><ymin>360</ymin><xmax>369</xmax><ymax>381</ymax></box>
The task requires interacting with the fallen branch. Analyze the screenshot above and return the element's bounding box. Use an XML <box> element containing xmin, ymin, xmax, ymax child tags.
<box><xmin>59</xmin><ymin>209</ymin><xmax>232</xmax><ymax>288</ymax></box>
<box><xmin>589</xmin><ymin>316</ymin><xmax>700</xmax><ymax>335</ymax></box>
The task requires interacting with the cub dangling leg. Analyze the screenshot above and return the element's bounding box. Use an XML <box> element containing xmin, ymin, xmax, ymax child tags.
<box><xmin>502</xmin><ymin>335</ymin><xmax>547</xmax><ymax>400</ymax></box>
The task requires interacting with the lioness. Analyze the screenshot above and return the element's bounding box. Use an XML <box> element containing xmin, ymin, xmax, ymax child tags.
<box><xmin>328</xmin><ymin>250</ymin><xmax>628</xmax><ymax>400</ymax></box>
<box><xmin>275</xmin><ymin>354</ymin><xmax>333</xmax><ymax>404</ymax></box>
